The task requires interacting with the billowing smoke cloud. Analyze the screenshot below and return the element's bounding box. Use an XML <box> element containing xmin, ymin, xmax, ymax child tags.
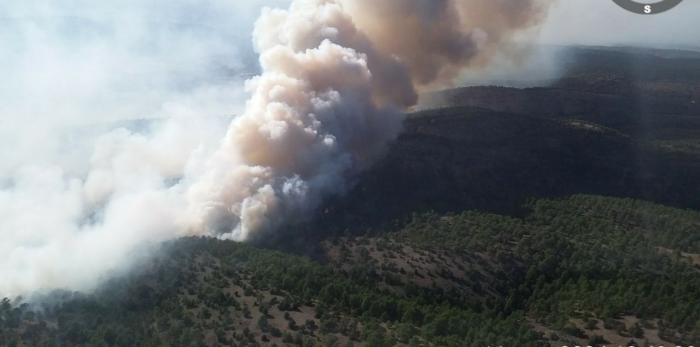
<box><xmin>184</xmin><ymin>0</ymin><xmax>555</xmax><ymax>240</ymax></box>
<box><xmin>0</xmin><ymin>0</ymin><xmax>554</xmax><ymax>296</ymax></box>
<box><xmin>342</xmin><ymin>0</ymin><xmax>553</xmax><ymax>87</ymax></box>
<box><xmin>0</xmin><ymin>0</ymin><xmax>264</xmax><ymax>296</ymax></box>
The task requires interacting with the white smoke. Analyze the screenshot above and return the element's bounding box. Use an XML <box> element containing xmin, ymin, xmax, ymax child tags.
<box><xmin>0</xmin><ymin>0</ymin><xmax>265</xmax><ymax>296</ymax></box>
<box><xmin>0</xmin><ymin>0</ymin><xmax>554</xmax><ymax>296</ymax></box>
<box><xmin>184</xmin><ymin>0</ymin><xmax>556</xmax><ymax>240</ymax></box>
<box><xmin>183</xmin><ymin>1</ymin><xmax>410</xmax><ymax>240</ymax></box>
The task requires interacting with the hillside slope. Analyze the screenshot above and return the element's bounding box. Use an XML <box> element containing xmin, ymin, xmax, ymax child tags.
<box><xmin>2</xmin><ymin>45</ymin><xmax>700</xmax><ymax>347</ymax></box>
<box><xmin>306</xmin><ymin>106</ymin><xmax>700</xmax><ymax>239</ymax></box>
<box><xmin>3</xmin><ymin>195</ymin><xmax>699</xmax><ymax>346</ymax></box>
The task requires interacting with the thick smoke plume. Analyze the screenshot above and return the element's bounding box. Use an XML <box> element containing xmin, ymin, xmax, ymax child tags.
<box><xmin>343</xmin><ymin>0</ymin><xmax>553</xmax><ymax>87</ymax></box>
<box><xmin>185</xmin><ymin>0</ymin><xmax>555</xmax><ymax>240</ymax></box>
<box><xmin>0</xmin><ymin>0</ymin><xmax>554</xmax><ymax>296</ymax></box>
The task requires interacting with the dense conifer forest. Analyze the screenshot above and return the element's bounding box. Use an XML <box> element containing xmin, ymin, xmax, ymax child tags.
<box><xmin>2</xmin><ymin>195</ymin><xmax>699</xmax><ymax>346</ymax></box>
<box><xmin>3</xmin><ymin>46</ymin><xmax>700</xmax><ymax>347</ymax></box>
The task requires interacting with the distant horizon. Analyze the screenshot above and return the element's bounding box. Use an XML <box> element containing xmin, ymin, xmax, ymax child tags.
<box><xmin>539</xmin><ymin>0</ymin><xmax>699</xmax><ymax>48</ymax></box>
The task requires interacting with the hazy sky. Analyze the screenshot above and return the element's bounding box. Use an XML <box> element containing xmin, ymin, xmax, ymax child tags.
<box><xmin>540</xmin><ymin>0</ymin><xmax>700</xmax><ymax>48</ymax></box>
<box><xmin>0</xmin><ymin>0</ymin><xmax>696</xmax><ymax>154</ymax></box>
<box><xmin>236</xmin><ymin>0</ymin><xmax>700</xmax><ymax>49</ymax></box>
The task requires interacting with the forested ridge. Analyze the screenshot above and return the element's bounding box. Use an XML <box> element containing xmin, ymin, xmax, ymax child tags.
<box><xmin>3</xmin><ymin>46</ymin><xmax>700</xmax><ymax>347</ymax></box>
<box><xmin>2</xmin><ymin>195</ymin><xmax>699</xmax><ymax>346</ymax></box>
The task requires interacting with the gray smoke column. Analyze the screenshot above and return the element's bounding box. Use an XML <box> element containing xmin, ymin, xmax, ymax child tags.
<box><xmin>185</xmin><ymin>0</ymin><xmax>555</xmax><ymax>240</ymax></box>
<box><xmin>343</xmin><ymin>0</ymin><xmax>554</xmax><ymax>86</ymax></box>
<box><xmin>0</xmin><ymin>0</ymin><xmax>555</xmax><ymax>296</ymax></box>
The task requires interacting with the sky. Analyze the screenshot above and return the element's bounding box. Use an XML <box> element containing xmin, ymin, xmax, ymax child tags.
<box><xmin>539</xmin><ymin>0</ymin><xmax>700</xmax><ymax>48</ymax></box>
<box><xmin>0</xmin><ymin>1</ymin><xmax>697</xmax><ymax>129</ymax></box>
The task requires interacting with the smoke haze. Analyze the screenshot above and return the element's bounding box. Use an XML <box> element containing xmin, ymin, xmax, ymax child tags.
<box><xmin>540</xmin><ymin>0</ymin><xmax>700</xmax><ymax>48</ymax></box>
<box><xmin>0</xmin><ymin>0</ymin><xmax>269</xmax><ymax>296</ymax></box>
<box><xmin>1</xmin><ymin>0</ymin><xmax>555</xmax><ymax>296</ymax></box>
<box><xmin>185</xmin><ymin>0</ymin><xmax>556</xmax><ymax>240</ymax></box>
